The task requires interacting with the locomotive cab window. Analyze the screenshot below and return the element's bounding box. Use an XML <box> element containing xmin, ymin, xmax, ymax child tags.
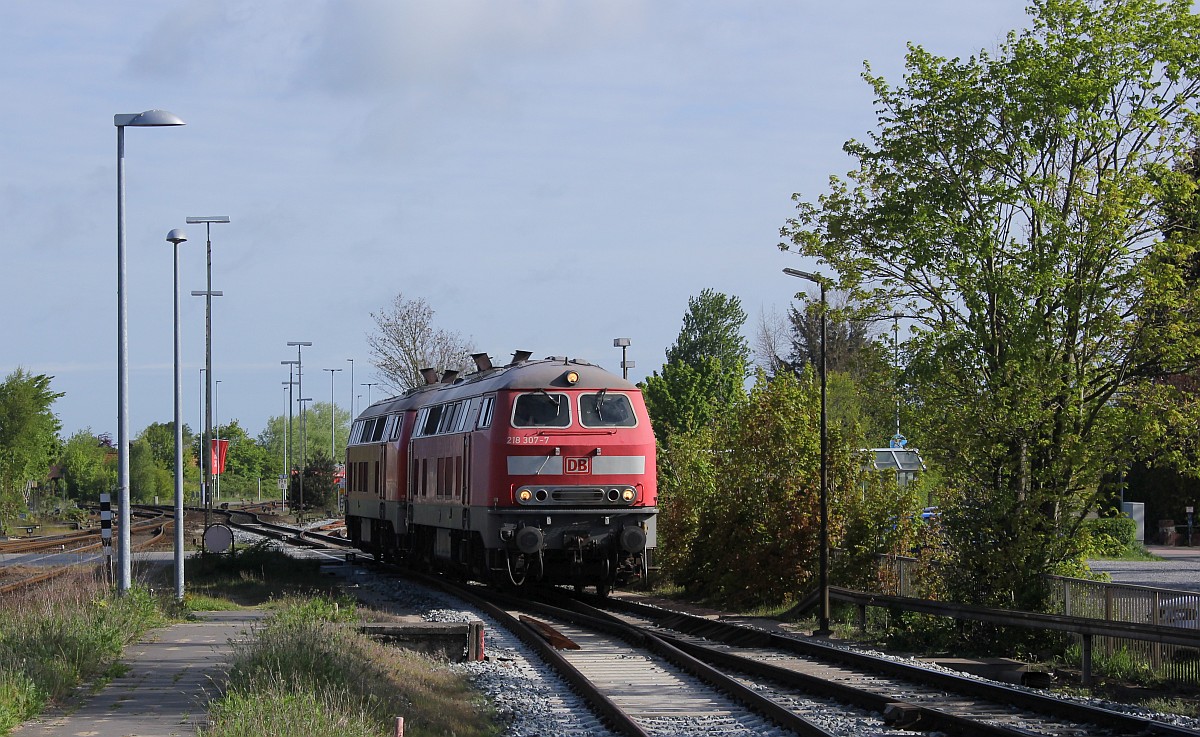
<box><xmin>478</xmin><ymin>396</ymin><xmax>495</xmax><ymax>429</ymax></box>
<box><xmin>579</xmin><ymin>391</ymin><xmax>637</xmax><ymax>428</ymax></box>
<box><xmin>512</xmin><ymin>391</ymin><xmax>570</xmax><ymax>427</ymax></box>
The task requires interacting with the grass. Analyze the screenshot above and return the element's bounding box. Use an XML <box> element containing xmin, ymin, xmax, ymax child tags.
<box><xmin>3</xmin><ymin>543</ymin><xmax>499</xmax><ymax>737</ymax></box>
<box><xmin>0</xmin><ymin>568</ymin><xmax>166</xmax><ymax>735</ymax></box>
<box><xmin>181</xmin><ymin>540</ymin><xmax>342</xmax><ymax>607</ymax></box>
<box><xmin>203</xmin><ymin>596</ymin><xmax>496</xmax><ymax>737</ymax></box>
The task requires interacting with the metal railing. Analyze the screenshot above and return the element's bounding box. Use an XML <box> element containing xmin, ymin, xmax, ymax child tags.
<box><xmin>1045</xmin><ymin>575</ymin><xmax>1200</xmax><ymax>684</ymax></box>
<box><xmin>871</xmin><ymin>555</ymin><xmax>1200</xmax><ymax>684</ymax></box>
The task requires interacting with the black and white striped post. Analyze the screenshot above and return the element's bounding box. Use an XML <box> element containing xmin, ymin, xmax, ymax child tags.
<box><xmin>100</xmin><ymin>493</ymin><xmax>113</xmax><ymax>581</ymax></box>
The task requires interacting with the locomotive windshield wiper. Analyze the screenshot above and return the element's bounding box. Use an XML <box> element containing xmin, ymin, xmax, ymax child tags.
<box><xmin>536</xmin><ymin>388</ymin><xmax>560</xmax><ymax>408</ymax></box>
<box><xmin>595</xmin><ymin>388</ymin><xmax>607</xmax><ymax>421</ymax></box>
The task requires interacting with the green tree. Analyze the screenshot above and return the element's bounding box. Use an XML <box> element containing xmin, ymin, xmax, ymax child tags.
<box><xmin>781</xmin><ymin>0</ymin><xmax>1200</xmax><ymax>608</ymax></box>
<box><xmin>59</xmin><ymin>429</ymin><xmax>115</xmax><ymax>503</ymax></box>
<box><xmin>658</xmin><ymin>370</ymin><xmax>864</xmax><ymax>609</ymax></box>
<box><xmin>129</xmin><ymin>438</ymin><xmax>170</xmax><ymax>503</ymax></box>
<box><xmin>258</xmin><ymin>402</ymin><xmax>351</xmax><ymax>484</ymax></box>
<box><xmin>643</xmin><ymin>289</ymin><xmax>750</xmax><ymax>439</ymax></box>
<box><xmin>784</xmin><ymin>293</ymin><xmax>899</xmax><ymax>446</ymax></box>
<box><xmin>0</xmin><ymin>369</ymin><xmax>63</xmax><ymax>529</ymax></box>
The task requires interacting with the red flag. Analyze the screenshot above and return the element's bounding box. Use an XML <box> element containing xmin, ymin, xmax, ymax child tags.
<box><xmin>211</xmin><ymin>439</ymin><xmax>230</xmax><ymax>475</ymax></box>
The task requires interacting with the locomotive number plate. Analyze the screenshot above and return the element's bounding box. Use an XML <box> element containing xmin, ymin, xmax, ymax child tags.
<box><xmin>506</xmin><ymin>436</ymin><xmax>549</xmax><ymax>445</ymax></box>
<box><xmin>565</xmin><ymin>457</ymin><xmax>590</xmax><ymax>474</ymax></box>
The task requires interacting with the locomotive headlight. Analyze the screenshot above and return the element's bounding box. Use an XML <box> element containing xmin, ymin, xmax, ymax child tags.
<box><xmin>621</xmin><ymin>488</ymin><xmax>636</xmax><ymax>502</ymax></box>
<box><xmin>565</xmin><ymin>370</ymin><xmax>579</xmax><ymax>385</ymax></box>
<box><xmin>518</xmin><ymin>489</ymin><xmax>533</xmax><ymax>503</ymax></box>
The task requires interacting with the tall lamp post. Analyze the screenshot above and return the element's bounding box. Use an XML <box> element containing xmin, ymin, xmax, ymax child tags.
<box><xmin>282</xmin><ymin>383</ymin><xmax>292</xmax><ymax>507</ymax></box>
<box><xmin>613</xmin><ymin>338</ymin><xmax>634</xmax><ymax>380</ymax></box>
<box><xmin>165</xmin><ymin>228</ymin><xmax>188</xmax><ymax>602</ymax></box>
<box><xmin>346</xmin><ymin>358</ymin><xmax>355</xmax><ymax>419</ymax></box>
<box><xmin>287</xmin><ymin>342</ymin><xmax>312</xmax><ymax>519</ymax></box>
<box><xmin>187</xmin><ymin>215</ymin><xmax>229</xmax><ymax>541</ymax></box>
<box><xmin>114</xmin><ymin>109</ymin><xmax>185</xmax><ymax>593</ymax></box>
<box><xmin>323</xmin><ymin>368</ymin><xmax>342</xmax><ymax>462</ymax></box>
<box><xmin>361</xmin><ymin>382</ymin><xmax>376</xmax><ymax>407</ymax></box>
<box><xmin>282</xmin><ymin>362</ymin><xmax>299</xmax><ymax>510</ymax></box>
<box><xmin>214</xmin><ymin>379</ymin><xmax>222</xmax><ymax>502</ymax></box>
<box><xmin>783</xmin><ymin>266</ymin><xmax>830</xmax><ymax>636</ymax></box>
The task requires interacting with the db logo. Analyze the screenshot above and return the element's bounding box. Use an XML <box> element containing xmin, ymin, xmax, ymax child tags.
<box><xmin>565</xmin><ymin>457</ymin><xmax>590</xmax><ymax>474</ymax></box>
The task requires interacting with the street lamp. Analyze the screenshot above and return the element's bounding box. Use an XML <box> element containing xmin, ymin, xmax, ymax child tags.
<box><xmin>115</xmin><ymin>109</ymin><xmax>184</xmax><ymax>593</ymax></box>
<box><xmin>282</xmin><ymin>383</ymin><xmax>291</xmax><ymax>507</ymax></box>
<box><xmin>362</xmin><ymin>382</ymin><xmax>377</xmax><ymax>407</ymax></box>
<box><xmin>783</xmin><ymin>266</ymin><xmax>830</xmax><ymax>636</ymax></box>
<box><xmin>613</xmin><ymin>338</ymin><xmax>634</xmax><ymax>380</ymax></box>
<box><xmin>187</xmin><ymin>215</ymin><xmax>228</xmax><ymax>542</ymax></box>
<box><xmin>346</xmin><ymin>358</ymin><xmax>355</xmax><ymax>418</ymax></box>
<box><xmin>323</xmin><ymin>368</ymin><xmax>342</xmax><ymax>463</ymax></box>
<box><xmin>282</xmin><ymin>362</ymin><xmax>299</xmax><ymax>512</ymax></box>
<box><xmin>288</xmin><ymin>342</ymin><xmax>312</xmax><ymax>520</ymax></box>
<box><xmin>165</xmin><ymin>228</ymin><xmax>188</xmax><ymax>602</ymax></box>
<box><xmin>215</xmin><ymin>379</ymin><xmax>222</xmax><ymax>502</ymax></box>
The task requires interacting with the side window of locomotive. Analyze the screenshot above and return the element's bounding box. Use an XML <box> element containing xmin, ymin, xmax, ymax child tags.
<box><xmin>423</xmin><ymin>405</ymin><xmax>444</xmax><ymax>435</ymax></box>
<box><xmin>579</xmin><ymin>393</ymin><xmax>637</xmax><ymax>427</ymax></box>
<box><xmin>478</xmin><ymin>396</ymin><xmax>495</xmax><ymax>429</ymax></box>
<box><xmin>436</xmin><ymin>401</ymin><xmax>461</xmax><ymax>434</ymax></box>
<box><xmin>512</xmin><ymin>392</ymin><xmax>570</xmax><ymax>428</ymax></box>
<box><xmin>371</xmin><ymin>415</ymin><xmax>389</xmax><ymax>442</ymax></box>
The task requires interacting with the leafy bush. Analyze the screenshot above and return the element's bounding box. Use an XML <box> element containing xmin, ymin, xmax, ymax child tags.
<box><xmin>1082</xmin><ymin>517</ymin><xmax>1138</xmax><ymax>558</ymax></box>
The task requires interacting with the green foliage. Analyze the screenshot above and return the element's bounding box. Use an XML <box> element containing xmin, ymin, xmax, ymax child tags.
<box><xmin>1081</xmin><ymin>516</ymin><xmax>1139</xmax><ymax>558</ymax></box>
<box><xmin>0</xmin><ymin>579</ymin><xmax>165</xmax><ymax>730</ymax></box>
<box><xmin>288</xmin><ymin>454</ymin><xmax>340</xmax><ymax>513</ymax></box>
<box><xmin>130</xmin><ymin>438</ymin><xmax>171</xmax><ymax>503</ymax></box>
<box><xmin>657</xmin><ymin>370</ymin><xmax>871</xmax><ymax>609</ymax></box>
<box><xmin>0</xmin><ymin>369</ymin><xmax>63</xmax><ymax>530</ymax></box>
<box><xmin>57</xmin><ymin>430</ymin><xmax>115</xmax><ymax>503</ymax></box>
<box><xmin>0</xmin><ymin>670</ymin><xmax>42</xmax><ymax>735</ymax></box>
<box><xmin>836</xmin><ymin>467</ymin><xmax>927</xmax><ymax>592</ymax></box>
<box><xmin>665</xmin><ymin>288</ymin><xmax>750</xmax><ymax>371</ymax></box>
<box><xmin>642</xmin><ymin>357</ymin><xmax>741</xmax><ymax>440</ymax></box>
<box><xmin>643</xmin><ymin>289</ymin><xmax>750</xmax><ymax>440</ymax></box>
<box><xmin>781</xmin><ymin>0</ymin><xmax>1200</xmax><ymax>608</ymax></box>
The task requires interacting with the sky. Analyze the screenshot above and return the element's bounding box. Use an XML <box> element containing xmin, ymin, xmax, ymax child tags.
<box><xmin>1</xmin><ymin>0</ymin><xmax>1032</xmax><ymax>443</ymax></box>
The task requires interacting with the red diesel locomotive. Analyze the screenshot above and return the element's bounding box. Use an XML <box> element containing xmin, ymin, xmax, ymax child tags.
<box><xmin>345</xmin><ymin>351</ymin><xmax>657</xmax><ymax>593</ymax></box>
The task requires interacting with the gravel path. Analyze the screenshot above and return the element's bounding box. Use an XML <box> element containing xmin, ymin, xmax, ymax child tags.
<box><xmin>1088</xmin><ymin>546</ymin><xmax>1200</xmax><ymax>593</ymax></box>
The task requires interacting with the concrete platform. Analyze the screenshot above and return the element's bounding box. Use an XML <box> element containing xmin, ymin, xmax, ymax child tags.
<box><xmin>14</xmin><ymin>610</ymin><xmax>266</xmax><ymax>737</ymax></box>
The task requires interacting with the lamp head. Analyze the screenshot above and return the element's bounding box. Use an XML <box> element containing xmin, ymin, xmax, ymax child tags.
<box><xmin>166</xmin><ymin>229</ymin><xmax>188</xmax><ymax>245</ymax></box>
<box><xmin>115</xmin><ymin>110</ymin><xmax>185</xmax><ymax>127</ymax></box>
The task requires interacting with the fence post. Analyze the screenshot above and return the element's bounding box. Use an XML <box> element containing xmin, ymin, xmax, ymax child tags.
<box><xmin>1063</xmin><ymin>578</ymin><xmax>1071</xmax><ymax>617</ymax></box>
<box><xmin>1081</xmin><ymin>634</ymin><xmax>1093</xmax><ymax>687</ymax></box>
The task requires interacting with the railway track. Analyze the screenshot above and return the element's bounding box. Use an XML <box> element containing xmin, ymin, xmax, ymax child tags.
<box><xmin>393</xmin><ymin>571</ymin><xmax>1200</xmax><ymax>737</ymax></box>
<box><xmin>214</xmin><ymin>521</ymin><xmax>1200</xmax><ymax>737</ymax></box>
<box><xmin>551</xmin><ymin>590</ymin><xmax>1200</xmax><ymax>737</ymax></box>
<box><xmin>0</xmin><ymin>522</ymin><xmax>170</xmax><ymax>595</ymax></box>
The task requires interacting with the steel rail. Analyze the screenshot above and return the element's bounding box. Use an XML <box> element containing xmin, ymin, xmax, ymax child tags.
<box><xmin>0</xmin><ymin>523</ymin><xmax>171</xmax><ymax>596</ymax></box>
<box><xmin>411</xmin><ymin>574</ymin><xmax>651</xmax><ymax>737</ymax></box>
<box><xmin>589</xmin><ymin>593</ymin><xmax>1200</xmax><ymax>737</ymax></box>
<box><xmin>477</xmin><ymin>586</ymin><xmax>836</xmax><ymax>737</ymax></box>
